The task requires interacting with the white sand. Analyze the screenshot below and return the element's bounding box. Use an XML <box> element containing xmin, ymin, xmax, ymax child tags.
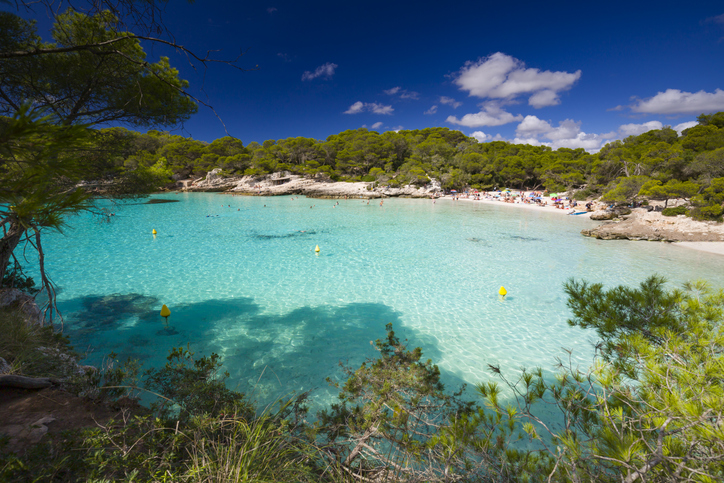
<box><xmin>673</xmin><ymin>242</ymin><xmax>724</xmax><ymax>256</ymax></box>
<box><xmin>440</xmin><ymin>194</ymin><xmax>592</xmax><ymax>218</ymax></box>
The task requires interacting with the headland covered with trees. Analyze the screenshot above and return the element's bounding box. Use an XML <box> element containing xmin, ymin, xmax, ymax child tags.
<box><xmin>1</xmin><ymin>2</ymin><xmax>724</xmax><ymax>482</ymax></box>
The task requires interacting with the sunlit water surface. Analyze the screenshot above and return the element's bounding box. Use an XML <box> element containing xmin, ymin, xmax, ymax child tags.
<box><xmin>34</xmin><ymin>193</ymin><xmax>724</xmax><ymax>411</ymax></box>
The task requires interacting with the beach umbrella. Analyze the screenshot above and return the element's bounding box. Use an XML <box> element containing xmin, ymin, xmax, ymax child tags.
<box><xmin>451</xmin><ymin>190</ymin><xmax>457</xmax><ymax>192</ymax></box>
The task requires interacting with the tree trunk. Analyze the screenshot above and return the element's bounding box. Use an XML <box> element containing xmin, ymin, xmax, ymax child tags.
<box><xmin>0</xmin><ymin>374</ymin><xmax>54</xmax><ymax>389</ymax></box>
<box><xmin>0</xmin><ymin>219</ymin><xmax>25</xmax><ymax>284</ymax></box>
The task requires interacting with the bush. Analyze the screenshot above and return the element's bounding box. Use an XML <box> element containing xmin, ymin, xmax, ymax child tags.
<box><xmin>661</xmin><ymin>205</ymin><xmax>688</xmax><ymax>216</ymax></box>
<box><xmin>0</xmin><ymin>306</ymin><xmax>71</xmax><ymax>378</ymax></box>
<box><xmin>143</xmin><ymin>346</ymin><xmax>253</xmax><ymax>424</ymax></box>
<box><xmin>573</xmin><ymin>187</ymin><xmax>598</xmax><ymax>200</ymax></box>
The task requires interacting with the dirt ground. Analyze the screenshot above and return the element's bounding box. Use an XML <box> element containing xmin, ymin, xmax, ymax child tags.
<box><xmin>0</xmin><ymin>386</ymin><xmax>126</xmax><ymax>455</ymax></box>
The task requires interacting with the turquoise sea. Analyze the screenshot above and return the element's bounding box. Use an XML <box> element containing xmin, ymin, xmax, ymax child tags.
<box><xmin>34</xmin><ymin>193</ymin><xmax>724</xmax><ymax>408</ymax></box>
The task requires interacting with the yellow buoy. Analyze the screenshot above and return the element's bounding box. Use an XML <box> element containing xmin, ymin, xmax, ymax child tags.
<box><xmin>152</xmin><ymin>229</ymin><xmax>157</xmax><ymax>235</ymax></box>
<box><xmin>499</xmin><ymin>286</ymin><xmax>507</xmax><ymax>296</ymax></box>
<box><xmin>315</xmin><ymin>245</ymin><xmax>320</xmax><ymax>252</ymax></box>
<box><xmin>160</xmin><ymin>304</ymin><xmax>171</xmax><ymax>318</ymax></box>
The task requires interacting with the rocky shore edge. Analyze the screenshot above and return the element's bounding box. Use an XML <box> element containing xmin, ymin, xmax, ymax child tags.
<box><xmin>581</xmin><ymin>208</ymin><xmax>724</xmax><ymax>242</ymax></box>
<box><xmin>179</xmin><ymin>169</ymin><xmax>439</xmax><ymax>199</ymax></box>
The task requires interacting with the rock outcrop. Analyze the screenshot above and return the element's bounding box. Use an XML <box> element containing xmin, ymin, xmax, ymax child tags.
<box><xmin>582</xmin><ymin>209</ymin><xmax>724</xmax><ymax>242</ymax></box>
<box><xmin>185</xmin><ymin>171</ymin><xmax>441</xmax><ymax>199</ymax></box>
<box><xmin>189</xmin><ymin>168</ymin><xmax>238</xmax><ymax>191</ymax></box>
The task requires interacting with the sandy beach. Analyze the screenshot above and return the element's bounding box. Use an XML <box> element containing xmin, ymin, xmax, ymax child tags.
<box><xmin>673</xmin><ymin>242</ymin><xmax>724</xmax><ymax>256</ymax></box>
<box><xmin>441</xmin><ymin>193</ymin><xmax>593</xmax><ymax>218</ymax></box>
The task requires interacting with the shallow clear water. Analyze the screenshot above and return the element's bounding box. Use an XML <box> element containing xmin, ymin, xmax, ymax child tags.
<box><xmin>33</xmin><ymin>193</ymin><xmax>724</xmax><ymax>408</ymax></box>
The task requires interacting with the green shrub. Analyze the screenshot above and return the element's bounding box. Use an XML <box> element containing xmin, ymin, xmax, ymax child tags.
<box><xmin>661</xmin><ymin>205</ymin><xmax>688</xmax><ymax>216</ymax></box>
<box><xmin>143</xmin><ymin>346</ymin><xmax>253</xmax><ymax>424</ymax></box>
<box><xmin>573</xmin><ymin>187</ymin><xmax>597</xmax><ymax>200</ymax></box>
<box><xmin>0</xmin><ymin>306</ymin><xmax>72</xmax><ymax>378</ymax></box>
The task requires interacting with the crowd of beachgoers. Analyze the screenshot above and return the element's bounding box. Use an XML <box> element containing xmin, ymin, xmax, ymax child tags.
<box><xmin>437</xmin><ymin>190</ymin><xmax>598</xmax><ymax>218</ymax></box>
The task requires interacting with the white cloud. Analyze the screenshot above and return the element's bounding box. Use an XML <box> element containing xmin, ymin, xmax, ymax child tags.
<box><xmin>392</xmin><ymin>125</ymin><xmax>404</xmax><ymax>131</ymax></box>
<box><xmin>618</xmin><ymin>121</ymin><xmax>664</xmax><ymax>137</ymax></box>
<box><xmin>674</xmin><ymin>121</ymin><xmax>698</xmax><ymax>134</ymax></box>
<box><xmin>615</xmin><ymin>120</ymin><xmax>697</xmax><ymax>138</ymax></box>
<box><xmin>344</xmin><ymin>101</ymin><xmax>365</xmax><ymax>114</ymax></box>
<box><xmin>706</xmin><ymin>13</ymin><xmax>724</xmax><ymax>25</ymax></box>
<box><xmin>516</xmin><ymin>116</ymin><xmax>581</xmax><ymax>142</ymax></box>
<box><xmin>370</xmin><ymin>121</ymin><xmax>384</xmax><ymax>129</ymax></box>
<box><xmin>516</xmin><ymin>115</ymin><xmax>553</xmax><ymax>136</ymax></box>
<box><xmin>470</xmin><ymin>131</ymin><xmax>490</xmax><ymax>142</ymax></box>
<box><xmin>344</xmin><ymin>102</ymin><xmax>394</xmax><ymax>115</ymax></box>
<box><xmin>446</xmin><ymin>102</ymin><xmax>523</xmax><ymax>127</ymax></box>
<box><xmin>528</xmin><ymin>89</ymin><xmax>560</xmax><ymax>108</ymax></box>
<box><xmin>550</xmin><ymin>132</ymin><xmax>608</xmax><ymax>151</ymax></box>
<box><xmin>440</xmin><ymin>96</ymin><xmax>462</xmax><ymax>108</ymax></box>
<box><xmin>453</xmin><ymin>52</ymin><xmax>581</xmax><ymax>108</ymax></box>
<box><xmin>512</xmin><ymin>137</ymin><xmax>542</xmax><ymax>146</ymax></box>
<box><xmin>267</xmin><ymin>7</ymin><xmax>278</xmax><ymax>13</ymax></box>
<box><xmin>546</xmin><ymin>119</ymin><xmax>584</xmax><ymax>141</ymax></box>
<box><xmin>424</xmin><ymin>105</ymin><xmax>438</xmax><ymax>115</ymax></box>
<box><xmin>301</xmin><ymin>62</ymin><xmax>337</xmax><ymax>81</ymax></box>
<box><xmin>631</xmin><ymin>88</ymin><xmax>724</xmax><ymax>114</ymax></box>
<box><xmin>513</xmin><ymin>115</ymin><xmax>612</xmax><ymax>152</ymax></box>
<box><xmin>384</xmin><ymin>86</ymin><xmax>419</xmax><ymax>100</ymax></box>
<box><xmin>371</xmin><ymin>103</ymin><xmax>394</xmax><ymax>114</ymax></box>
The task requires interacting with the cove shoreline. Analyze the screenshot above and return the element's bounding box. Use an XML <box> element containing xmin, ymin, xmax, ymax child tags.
<box><xmin>170</xmin><ymin>170</ymin><xmax>724</xmax><ymax>254</ymax></box>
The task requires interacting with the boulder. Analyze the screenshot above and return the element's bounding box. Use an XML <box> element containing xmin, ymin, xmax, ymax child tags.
<box><xmin>612</xmin><ymin>206</ymin><xmax>632</xmax><ymax>216</ymax></box>
<box><xmin>590</xmin><ymin>211</ymin><xmax>615</xmax><ymax>221</ymax></box>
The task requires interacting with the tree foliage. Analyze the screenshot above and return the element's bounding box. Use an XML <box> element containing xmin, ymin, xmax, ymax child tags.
<box><xmin>0</xmin><ymin>6</ymin><xmax>198</xmax><ymax>315</ymax></box>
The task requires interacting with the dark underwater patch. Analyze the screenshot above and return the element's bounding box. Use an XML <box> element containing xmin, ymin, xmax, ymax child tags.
<box><xmin>69</xmin><ymin>293</ymin><xmax>159</xmax><ymax>330</ymax></box>
<box><xmin>253</xmin><ymin>230</ymin><xmax>317</xmax><ymax>240</ymax></box>
<box><xmin>467</xmin><ymin>237</ymin><xmax>489</xmax><ymax>244</ymax></box>
<box><xmin>506</xmin><ymin>235</ymin><xmax>544</xmax><ymax>242</ymax></box>
<box><xmin>145</xmin><ymin>199</ymin><xmax>181</xmax><ymax>204</ymax></box>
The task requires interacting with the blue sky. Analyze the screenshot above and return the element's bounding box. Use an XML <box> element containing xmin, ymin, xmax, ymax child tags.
<box><xmin>22</xmin><ymin>1</ymin><xmax>724</xmax><ymax>150</ymax></box>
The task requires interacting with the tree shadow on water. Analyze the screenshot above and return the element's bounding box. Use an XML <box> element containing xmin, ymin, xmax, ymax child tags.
<box><xmin>59</xmin><ymin>294</ymin><xmax>470</xmax><ymax>411</ymax></box>
<box><xmin>58</xmin><ymin>294</ymin><xmax>261</xmax><ymax>369</ymax></box>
